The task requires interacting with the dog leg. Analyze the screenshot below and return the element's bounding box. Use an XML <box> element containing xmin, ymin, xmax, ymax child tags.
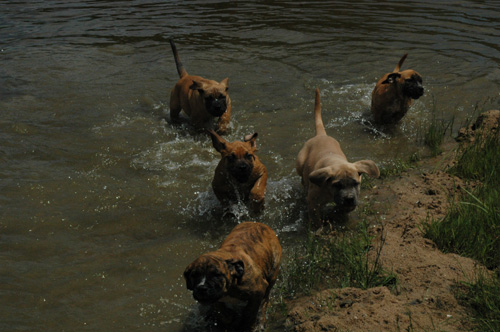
<box><xmin>169</xmin><ymin>88</ymin><xmax>182</xmax><ymax>122</ymax></box>
<box><xmin>306</xmin><ymin>194</ymin><xmax>324</xmax><ymax>229</ymax></box>
<box><xmin>249</xmin><ymin>172</ymin><xmax>267</xmax><ymax>213</ymax></box>
<box><xmin>216</xmin><ymin>100</ymin><xmax>231</xmax><ymax>134</ymax></box>
<box><xmin>240</xmin><ymin>292</ymin><xmax>266</xmax><ymax>331</ymax></box>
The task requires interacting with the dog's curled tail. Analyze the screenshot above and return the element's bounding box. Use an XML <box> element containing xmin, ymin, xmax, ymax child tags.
<box><xmin>393</xmin><ymin>53</ymin><xmax>408</xmax><ymax>72</ymax></box>
<box><xmin>169</xmin><ymin>39</ymin><xmax>188</xmax><ymax>78</ymax></box>
<box><xmin>314</xmin><ymin>88</ymin><xmax>327</xmax><ymax>136</ymax></box>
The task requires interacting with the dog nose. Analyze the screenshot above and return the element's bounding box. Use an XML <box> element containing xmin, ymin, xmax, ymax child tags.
<box><xmin>344</xmin><ymin>196</ymin><xmax>356</xmax><ymax>206</ymax></box>
<box><xmin>196</xmin><ymin>285</ymin><xmax>209</xmax><ymax>295</ymax></box>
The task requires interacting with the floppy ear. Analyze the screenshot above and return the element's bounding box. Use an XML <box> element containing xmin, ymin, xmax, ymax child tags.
<box><xmin>220</xmin><ymin>77</ymin><xmax>229</xmax><ymax>91</ymax></box>
<box><xmin>207</xmin><ymin>129</ymin><xmax>227</xmax><ymax>153</ymax></box>
<box><xmin>183</xmin><ymin>267</ymin><xmax>194</xmax><ymax>290</ymax></box>
<box><xmin>226</xmin><ymin>259</ymin><xmax>244</xmax><ymax>280</ymax></box>
<box><xmin>244</xmin><ymin>133</ymin><xmax>258</xmax><ymax>149</ymax></box>
<box><xmin>381</xmin><ymin>73</ymin><xmax>401</xmax><ymax>84</ymax></box>
<box><xmin>354</xmin><ymin>160</ymin><xmax>380</xmax><ymax>178</ymax></box>
<box><xmin>309</xmin><ymin>168</ymin><xmax>334</xmax><ymax>187</ymax></box>
<box><xmin>189</xmin><ymin>80</ymin><xmax>204</xmax><ymax>94</ymax></box>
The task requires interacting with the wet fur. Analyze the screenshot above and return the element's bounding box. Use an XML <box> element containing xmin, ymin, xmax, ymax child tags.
<box><xmin>296</xmin><ymin>88</ymin><xmax>380</xmax><ymax>226</ymax></box>
<box><xmin>371</xmin><ymin>53</ymin><xmax>424</xmax><ymax>124</ymax></box>
<box><xmin>208</xmin><ymin>130</ymin><xmax>268</xmax><ymax>213</ymax></box>
<box><xmin>184</xmin><ymin>222</ymin><xmax>282</xmax><ymax>331</ymax></box>
<box><xmin>169</xmin><ymin>39</ymin><xmax>232</xmax><ymax>134</ymax></box>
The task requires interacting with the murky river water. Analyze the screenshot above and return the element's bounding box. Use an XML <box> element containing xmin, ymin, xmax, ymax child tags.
<box><xmin>1</xmin><ymin>1</ymin><xmax>499</xmax><ymax>331</ymax></box>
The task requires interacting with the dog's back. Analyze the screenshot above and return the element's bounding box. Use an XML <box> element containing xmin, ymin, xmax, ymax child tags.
<box><xmin>220</xmin><ymin>222</ymin><xmax>281</xmax><ymax>282</ymax></box>
<box><xmin>296</xmin><ymin>88</ymin><xmax>344</xmax><ymax>180</ymax></box>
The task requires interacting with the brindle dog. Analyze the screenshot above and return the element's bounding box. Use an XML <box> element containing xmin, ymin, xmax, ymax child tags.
<box><xmin>184</xmin><ymin>222</ymin><xmax>282</xmax><ymax>331</ymax></box>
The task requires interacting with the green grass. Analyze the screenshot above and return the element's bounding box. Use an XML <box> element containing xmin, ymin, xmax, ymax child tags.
<box><xmin>424</xmin><ymin>130</ymin><xmax>500</xmax><ymax>269</ymax></box>
<box><xmin>377</xmin><ymin>153</ymin><xmax>420</xmax><ymax>180</ymax></box>
<box><xmin>276</xmin><ymin>220</ymin><xmax>397</xmax><ymax>300</ymax></box>
<box><xmin>267</xmin><ymin>219</ymin><xmax>397</xmax><ymax>331</ymax></box>
<box><xmin>423</xmin><ymin>129</ymin><xmax>500</xmax><ymax>331</ymax></box>
<box><xmin>449</xmin><ymin>131</ymin><xmax>500</xmax><ymax>184</ymax></box>
<box><xmin>421</xmin><ymin>99</ymin><xmax>454</xmax><ymax>156</ymax></box>
<box><xmin>456</xmin><ymin>269</ymin><xmax>500</xmax><ymax>332</ymax></box>
<box><xmin>423</xmin><ymin>187</ymin><xmax>500</xmax><ymax>269</ymax></box>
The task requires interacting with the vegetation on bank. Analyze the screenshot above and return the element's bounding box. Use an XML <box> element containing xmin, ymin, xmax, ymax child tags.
<box><xmin>269</xmin><ymin>110</ymin><xmax>499</xmax><ymax>331</ymax></box>
<box><xmin>423</xmin><ymin>129</ymin><xmax>500</xmax><ymax>331</ymax></box>
<box><xmin>276</xmin><ymin>220</ymin><xmax>397</xmax><ymax>301</ymax></box>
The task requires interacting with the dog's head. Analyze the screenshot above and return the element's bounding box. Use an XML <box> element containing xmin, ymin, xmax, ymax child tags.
<box><xmin>190</xmin><ymin>78</ymin><xmax>230</xmax><ymax>117</ymax></box>
<box><xmin>381</xmin><ymin>54</ymin><xmax>424</xmax><ymax>100</ymax></box>
<box><xmin>309</xmin><ymin>160</ymin><xmax>380</xmax><ymax>212</ymax></box>
<box><xmin>184</xmin><ymin>254</ymin><xmax>244</xmax><ymax>304</ymax></box>
<box><xmin>208</xmin><ymin>130</ymin><xmax>259</xmax><ymax>184</ymax></box>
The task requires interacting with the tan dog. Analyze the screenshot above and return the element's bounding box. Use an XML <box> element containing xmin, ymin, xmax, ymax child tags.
<box><xmin>169</xmin><ymin>39</ymin><xmax>232</xmax><ymax>134</ymax></box>
<box><xmin>208</xmin><ymin>130</ymin><xmax>267</xmax><ymax>213</ymax></box>
<box><xmin>184</xmin><ymin>221</ymin><xmax>282</xmax><ymax>331</ymax></box>
<box><xmin>296</xmin><ymin>88</ymin><xmax>380</xmax><ymax>226</ymax></box>
<box><xmin>371</xmin><ymin>54</ymin><xmax>424</xmax><ymax>124</ymax></box>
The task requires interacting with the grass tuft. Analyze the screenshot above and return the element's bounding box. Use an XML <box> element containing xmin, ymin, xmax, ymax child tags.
<box><xmin>276</xmin><ymin>220</ymin><xmax>397</xmax><ymax>300</ymax></box>
<box><xmin>423</xmin><ymin>128</ymin><xmax>500</xmax><ymax>331</ymax></box>
<box><xmin>456</xmin><ymin>269</ymin><xmax>500</xmax><ymax>332</ymax></box>
<box><xmin>421</xmin><ymin>98</ymin><xmax>454</xmax><ymax>156</ymax></box>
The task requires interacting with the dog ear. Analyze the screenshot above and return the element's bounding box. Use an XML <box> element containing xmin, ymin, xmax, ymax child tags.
<box><xmin>309</xmin><ymin>168</ymin><xmax>334</xmax><ymax>187</ymax></box>
<box><xmin>226</xmin><ymin>259</ymin><xmax>244</xmax><ymax>280</ymax></box>
<box><xmin>207</xmin><ymin>129</ymin><xmax>227</xmax><ymax>153</ymax></box>
<box><xmin>381</xmin><ymin>73</ymin><xmax>401</xmax><ymax>84</ymax></box>
<box><xmin>189</xmin><ymin>80</ymin><xmax>205</xmax><ymax>94</ymax></box>
<box><xmin>244</xmin><ymin>133</ymin><xmax>258</xmax><ymax>149</ymax></box>
<box><xmin>183</xmin><ymin>267</ymin><xmax>194</xmax><ymax>290</ymax></box>
<box><xmin>220</xmin><ymin>77</ymin><xmax>229</xmax><ymax>91</ymax></box>
<box><xmin>354</xmin><ymin>160</ymin><xmax>380</xmax><ymax>178</ymax></box>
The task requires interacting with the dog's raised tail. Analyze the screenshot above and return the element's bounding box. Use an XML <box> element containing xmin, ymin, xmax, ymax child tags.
<box><xmin>169</xmin><ymin>39</ymin><xmax>188</xmax><ymax>78</ymax></box>
<box><xmin>314</xmin><ymin>88</ymin><xmax>327</xmax><ymax>136</ymax></box>
<box><xmin>393</xmin><ymin>53</ymin><xmax>408</xmax><ymax>72</ymax></box>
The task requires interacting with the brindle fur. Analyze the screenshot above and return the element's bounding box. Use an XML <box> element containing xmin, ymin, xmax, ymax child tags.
<box><xmin>184</xmin><ymin>222</ymin><xmax>282</xmax><ymax>331</ymax></box>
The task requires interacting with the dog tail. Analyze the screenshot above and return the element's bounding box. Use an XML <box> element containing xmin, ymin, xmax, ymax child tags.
<box><xmin>393</xmin><ymin>53</ymin><xmax>408</xmax><ymax>72</ymax></box>
<box><xmin>169</xmin><ymin>39</ymin><xmax>188</xmax><ymax>78</ymax></box>
<box><xmin>314</xmin><ymin>88</ymin><xmax>327</xmax><ymax>136</ymax></box>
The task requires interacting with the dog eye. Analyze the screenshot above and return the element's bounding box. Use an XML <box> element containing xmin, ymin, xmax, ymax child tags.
<box><xmin>228</xmin><ymin>153</ymin><xmax>236</xmax><ymax>161</ymax></box>
<box><xmin>218</xmin><ymin>94</ymin><xmax>224</xmax><ymax>99</ymax></box>
<box><xmin>245</xmin><ymin>152</ymin><xmax>254</xmax><ymax>160</ymax></box>
<box><xmin>332</xmin><ymin>181</ymin><xmax>343</xmax><ymax>188</ymax></box>
<box><xmin>210</xmin><ymin>271</ymin><xmax>223</xmax><ymax>278</ymax></box>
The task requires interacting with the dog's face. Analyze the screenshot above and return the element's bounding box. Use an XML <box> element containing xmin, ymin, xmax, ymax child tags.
<box><xmin>209</xmin><ymin>130</ymin><xmax>258</xmax><ymax>184</ymax></box>
<box><xmin>184</xmin><ymin>254</ymin><xmax>244</xmax><ymax>304</ymax></box>
<box><xmin>190</xmin><ymin>78</ymin><xmax>229</xmax><ymax>117</ymax></box>
<box><xmin>383</xmin><ymin>70</ymin><xmax>424</xmax><ymax>100</ymax></box>
<box><xmin>309</xmin><ymin>160</ymin><xmax>380</xmax><ymax>212</ymax></box>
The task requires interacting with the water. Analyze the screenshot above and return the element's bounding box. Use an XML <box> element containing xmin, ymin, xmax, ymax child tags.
<box><xmin>1</xmin><ymin>1</ymin><xmax>499</xmax><ymax>331</ymax></box>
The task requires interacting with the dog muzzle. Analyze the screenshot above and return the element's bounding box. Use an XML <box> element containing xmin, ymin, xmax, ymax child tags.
<box><xmin>206</xmin><ymin>98</ymin><xmax>227</xmax><ymax>117</ymax></box>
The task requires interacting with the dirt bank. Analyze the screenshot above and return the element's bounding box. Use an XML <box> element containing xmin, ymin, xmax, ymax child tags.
<box><xmin>283</xmin><ymin>141</ymin><xmax>480</xmax><ymax>332</ymax></box>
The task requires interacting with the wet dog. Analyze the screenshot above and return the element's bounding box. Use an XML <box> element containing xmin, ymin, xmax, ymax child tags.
<box><xmin>296</xmin><ymin>88</ymin><xmax>380</xmax><ymax>226</ymax></box>
<box><xmin>169</xmin><ymin>39</ymin><xmax>232</xmax><ymax>134</ymax></box>
<box><xmin>208</xmin><ymin>130</ymin><xmax>267</xmax><ymax>214</ymax></box>
<box><xmin>184</xmin><ymin>221</ymin><xmax>282</xmax><ymax>331</ymax></box>
<box><xmin>371</xmin><ymin>54</ymin><xmax>424</xmax><ymax>124</ymax></box>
